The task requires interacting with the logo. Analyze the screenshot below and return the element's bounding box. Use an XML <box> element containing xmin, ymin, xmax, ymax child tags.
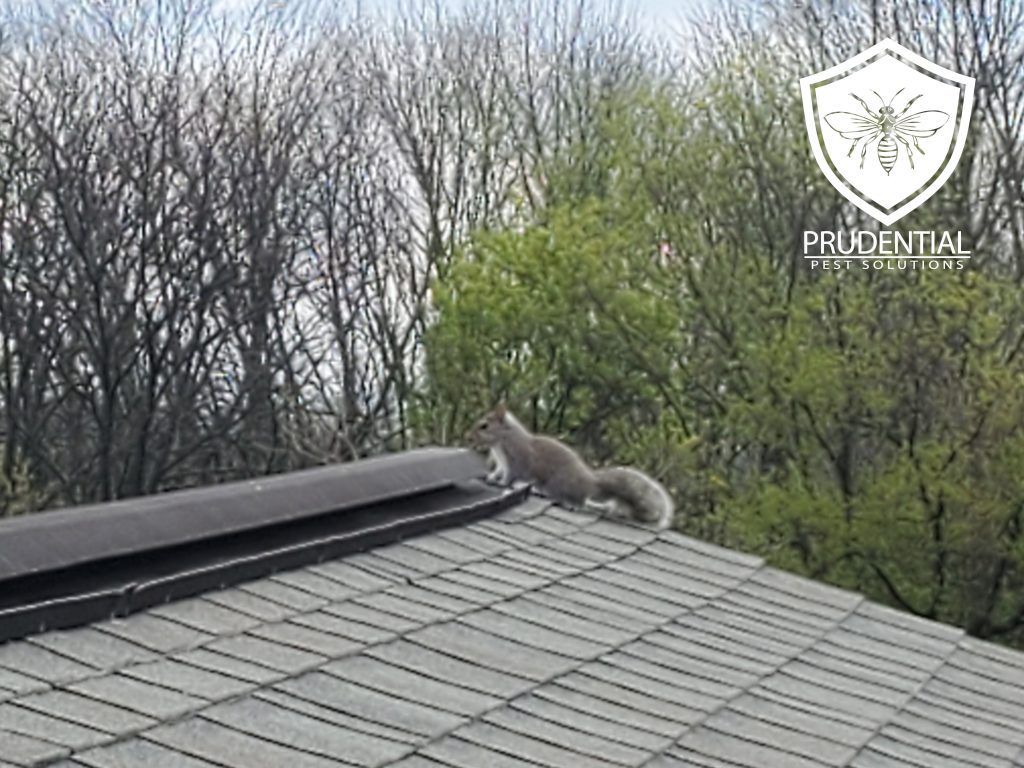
<box><xmin>801</xmin><ymin>39</ymin><xmax>974</xmax><ymax>225</ymax></box>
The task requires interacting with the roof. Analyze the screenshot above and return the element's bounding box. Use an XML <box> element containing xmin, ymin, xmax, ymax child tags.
<box><xmin>1</xmin><ymin>467</ymin><xmax>1023</xmax><ymax>767</ymax></box>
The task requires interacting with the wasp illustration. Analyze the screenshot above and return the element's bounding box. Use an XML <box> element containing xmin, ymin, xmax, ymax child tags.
<box><xmin>824</xmin><ymin>89</ymin><xmax>949</xmax><ymax>175</ymax></box>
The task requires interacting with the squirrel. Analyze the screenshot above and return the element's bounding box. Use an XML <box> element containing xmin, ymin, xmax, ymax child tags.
<box><xmin>468</xmin><ymin>405</ymin><xmax>674</xmax><ymax>529</ymax></box>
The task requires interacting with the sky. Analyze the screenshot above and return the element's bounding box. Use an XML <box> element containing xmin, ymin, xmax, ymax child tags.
<box><xmin>214</xmin><ymin>0</ymin><xmax>703</xmax><ymax>40</ymax></box>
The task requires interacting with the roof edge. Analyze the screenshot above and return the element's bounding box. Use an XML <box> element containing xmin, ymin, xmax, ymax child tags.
<box><xmin>0</xmin><ymin>448</ymin><xmax>524</xmax><ymax>643</ymax></box>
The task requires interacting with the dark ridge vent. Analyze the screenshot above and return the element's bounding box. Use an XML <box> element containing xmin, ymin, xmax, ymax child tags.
<box><xmin>0</xmin><ymin>448</ymin><xmax>522</xmax><ymax>643</ymax></box>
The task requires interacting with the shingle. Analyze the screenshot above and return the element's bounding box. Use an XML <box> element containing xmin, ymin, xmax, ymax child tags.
<box><xmin>413</xmin><ymin>574</ymin><xmax>507</xmax><ymax>605</ymax></box>
<box><xmin>808</xmin><ymin>639</ymin><xmax>933</xmax><ymax>684</ymax></box>
<box><xmin>201</xmin><ymin>696</ymin><xmax>411</xmax><ymax>765</ymax></box>
<box><xmin>629</xmin><ymin>551</ymin><xmax>745</xmax><ymax>591</ymax></box>
<box><xmin>947</xmin><ymin>645</ymin><xmax>1024</xmax><ymax>688</ymax></box>
<box><xmin>385</xmin><ymin>757</ymin><xmax>451</xmax><ymax>768</ymax></box>
<box><xmin>674</xmin><ymin>726</ymin><xmax>834</xmax><ymax>768</ymax></box>
<box><xmin>402</xmin><ymin>534</ymin><xmax>488</xmax><ymax>564</ymax></box>
<box><xmin>275</xmin><ymin>672</ymin><xmax>464</xmax><ymax>737</ymax></box>
<box><xmin>457</xmin><ymin>720</ymin><xmax>625</xmax><ymax>768</ymax></box>
<box><xmin>918</xmin><ymin>677</ymin><xmax>1024</xmax><ymax>723</ymax></box>
<box><xmin>347</xmin><ymin>551</ymin><xmax>424</xmax><ymax>581</ymax></box>
<box><xmin>441</xmin><ymin>569</ymin><xmax>524</xmax><ymax>598</ymax></box>
<box><xmin>0</xmin><ymin>641</ymin><xmax>97</xmax><ymax>684</ymax></box>
<box><xmin>577</xmin><ymin>661</ymin><xmax>724</xmax><ymax>713</ymax></box>
<box><xmin>323</xmin><ymin>655</ymin><xmax>499</xmax><ymax>715</ymax></box>
<box><xmin>460</xmin><ymin>560</ymin><xmax>550</xmax><ymax>590</ymax></box>
<box><xmin>15</xmin><ymin>690</ymin><xmax>155</xmax><ymax>735</ymax></box>
<box><xmin>353</xmin><ymin>591</ymin><xmax>452</xmax><ymax>625</ymax></box>
<box><xmin>457</xmin><ymin>610</ymin><xmax>609</xmax><ymax>659</ymax></box>
<box><xmin>538</xmin><ymin>582</ymin><xmax>661</xmax><ymax>628</ymax></box>
<box><xmin>781</xmin><ymin>658</ymin><xmax>914</xmax><ymax>702</ymax></box>
<box><xmin>700</xmin><ymin>709</ymin><xmax>858</xmax><ymax>765</ymax></box>
<box><xmin>563</xmin><ymin>531</ymin><xmax>637</xmax><ymax>557</ymax></box>
<box><xmin>682</xmin><ymin>604</ymin><xmax>820</xmax><ymax>651</ymax></box>
<box><xmin>633</xmin><ymin>634</ymin><xmax>771</xmax><ymax>681</ymax></box>
<box><xmin>595</xmin><ymin>564</ymin><xmax>707</xmax><ymax>610</ymax></box>
<box><xmin>602</xmin><ymin>650</ymin><xmax>743</xmax><ymax>700</ymax></box>
<box><xmin>662</xmin><ymin>615</ymin><xmax>791</xmax><ymax>664</ymax></box>
<box><xmin>420</xmin><ymin>735</ymin><xmax>547</xmax><ymax>768</ymax></box>
<box><xmin>0</xmin><ymin>703</ymin><xmax>109</xmax><ymax>750</ymax></box>
<box><xmin>410</xmin><ymin>622</ymin><xmax>578</xmax><ymax>681</ymax></box>
<box><xmin>0</xmin><ymin>665</ymin><xmax>49</xmax><ymax>696</ymax></box>
<box><xmin>606</xmin><ymin>557</ymin><xmax>731</xmax><ymax>601</ymax></box>
<box><xmin>712</xmin><ymin>599</ymin><xmax>827</xmax><ymax>641</ymax></box>
<box><xmin>96</xmin><ymin>614</ymin><xmax>211</xmax><ymax>654</ymax></box>
<box><xmin>69</xmin><ymin>671</ymin><xmax>204</xmax><ymax>720</ymax></box>
<box><xmin>532</xmin><ymin>682</ymin><xmax>684</xmax><ymax>738</ymax></box>
<box><xmin>69</xmin><ymin>674</ymin><xmax>205</xmax><ymax>720</ymax></box>
<box><xmin>289</xmin><ymin>610</ymin><xmax>396</xmax><ymax>644</ymax></box>
<box><xmin>145</xmin><ymin>717</ymin><xmax>345</xmax><ymax>768</ymax></box>
<box><xmin>0</xmin><ymin>728</ymin><xmax>70</xmax><ymax>765</ymax></box>
<box><xmin>822</xmin><ymin>626</ymin><xmax>942</xmax><ymax>673</ymax></box>
<box><xmin>473</xmin><ymin>519</ymin><xmax>552</xmax><ymax>547</ymax></box>
<box><xmin>248</xmin><ymin>621</ymin><xmax>362</xmax><ymax>658</ymax></box>
<box><xmin>556</xmin><ymin>672</ymin><xmax>704</xmax><ymax>727</ymax></box>
<box><xmin>934</xmin><ymin>663</ymin><xmax>1024</xmax><ymax>709</ymax></box>
<box><xmin>149</xmin><ymin>597</ymin><xmax>260</xmax><ymax>635</ymax></box>
<box><xmin>880</xmin><ymin>721</ymin><xmax>1013</xmax><ymax>766</ymax></box>
<box><xmin>307</xmin><ymin>560</ymin><xmax>397</xmax><ymax>591</ymax></box>
<box><xmin>510</xmin><ymin>693</ymin><xmax>670</xmax><ymax>752</ymax></box>
<box><xmin>522</xmin><ymin>590</ymin><xmax>641</xmax><ymax>632</ymax></box>
<box><xmin>860</xmin><ymin>733</ymin><xmax>997</xmax><ymax>768</ymax></box>
<box><xmin>647</xmin><ymin>535</ymin><xmax>762</xmax><ymax>574</ymax></box>
<box><xmin>254</xmin><ymin>688</ymin><xmax>420</xmax><ymax>745</ymax></box>
<box><xmin>367</xmin><ymin>640</ymin><xmax>533</xmax><ymax>697</ymax></box>
<box><xmin>901</xmin><ymin>696</ymin><xmax>1023</xmax><ymax>747</ymax></box>
<box><xmin>750</xmin><ymin>567</ymin><xmax>862</xmax><ymax>612</ymax></box>
<box><xmin>122</xmin><ymin>659</ymin><xmax>254</xmax><ymax>700</ymax></box>
<box><xmin>322</xmin><ymin>600</ymin><xmax>419</xmax><ymax>633</ymax></box>
<box><xmin>435</xmin><ymin>527</ymin><xmax>511</xmax><ymax>556</ymax></box>
<box><xmin>728</xmin><ymin>690</ymin><xmax>874</xmax><ymax>746</ymax></box>
<box><xmin>203</xmin><ymin>587</ymin><xmax>298</xmax><ymax>621</ymax></box>
<box><xmin>29</xmin><ymin>628</ymin><xmax>156</xmax><ymax>670</ymax></box>
<box><xmin>74</xmin><ymin>739</ymin><xmax>220</xmax><ymax>768</ymax></box>
<box><xmin>483</xmin><ymin>706</ymin><xmax>649</xmax><ymax>765</ymax></box>
<box><xmin>381</xmin><ymin>583</ymin><xmax>478</xmax><ymax>615</ymax></box>
<box><xmin>841</xmin><ymin>614</ymin><xmax>957</xmax><ymax>659</ymax></box>
<box><xmin>373</xmin><ymin>542</ymin><xmax>458</xmax><ymax>575</ymax></box>
<box><xmin>492</xmin><ymin>550</ymin><xmax>580</xmax><ymax>578</ymax></box>
<box><xmin>237</xmin><ymin>577</ymin><xmax>325</xmax><ymax>614</ymax></box>
<box><xmin>205</xmin><ymin>634</ymin><xmax>325</xmax><ymax>674</ymax></box>
<box><xmin>756</xmin><ymin>671</ymin><xmax>898</xmax><ymax>724</ymax></box>
<box><xmin>560</xmin><ymin>574</ymin><xmax>681</xmax><ymax>619</ymax></box>
<box><xmin>270</xmin><ymin>570</ymin><xmax>359</xmax><ymax>601</ymax></box>
<box><xmin>172</xmin><ymin>648</ymin><xmax>282</xmax><ymax>685</ymax></box>
<box><xmin>12</xmin><ymin>492</ymin><xmax>1024</xmax><ymax>768</ymax></box>
<box><xmin>490</xmin><ymin>597</ymin><xmax>635</xmax><ymax>645</ymax></box>
<box><xmin>519</xmin><ymin>542</ymin><xmax>601</xmax><ymax>571</ymax></box>
<box><xmin>585</xmin><ymin>519</ymin><xmax>658</xmax><ymax>546</ymax></box>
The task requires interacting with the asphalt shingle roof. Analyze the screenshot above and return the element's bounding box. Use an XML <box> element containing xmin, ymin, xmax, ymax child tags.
<box><xmin>1</xmin><ymin>494</ymin><xmax>1022</xmax><ymax>768</ymax></box>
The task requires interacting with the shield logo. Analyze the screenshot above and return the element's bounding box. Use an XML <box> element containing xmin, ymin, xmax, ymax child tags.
<box><xmin>800</xmin><ymin>38</ymin><xmax>974</xmax><ymax>226</ymax></box>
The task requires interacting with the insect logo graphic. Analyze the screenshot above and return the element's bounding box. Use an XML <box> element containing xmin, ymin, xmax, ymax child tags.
<box><xmin>824</xmin><ymin>89</ymin><xmax>949</xmax><ymax>175</ymax></box>
<box><xmin>801</xmin><ymin>39</ymin><xmax>974</xmax><ymax>225</ymax></box>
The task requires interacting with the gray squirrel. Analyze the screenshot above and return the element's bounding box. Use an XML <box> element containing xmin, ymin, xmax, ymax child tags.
<box><xmin>468</xmin><ymin>405</ymin><xmax>674</xmax><ymax>529</ymax></box>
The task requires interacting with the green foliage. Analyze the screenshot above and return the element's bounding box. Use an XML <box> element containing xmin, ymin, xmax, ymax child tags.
<box><xmin>422</xmin><ymin>40</ymin><xmax>1024</xmax><ymax>647</ymax></box>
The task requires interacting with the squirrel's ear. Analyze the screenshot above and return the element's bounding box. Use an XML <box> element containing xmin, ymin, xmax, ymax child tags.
<box><xmin>494</xmin><ymin>403</ymin><xmax>507</xmax><ymax>420</ymax></box>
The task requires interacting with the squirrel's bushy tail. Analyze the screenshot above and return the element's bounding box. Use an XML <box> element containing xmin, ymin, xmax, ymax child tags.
<box><xmin>594</xmin><ymin>467</ymin><xmax>674</xmax><ymax>529</ymax></box>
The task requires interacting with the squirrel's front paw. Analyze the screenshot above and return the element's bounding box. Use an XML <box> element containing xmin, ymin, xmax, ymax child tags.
<box><xmin>486</xmin><ymin>469</ymin><xmax>507</xmax><ymax>484</ymax></box>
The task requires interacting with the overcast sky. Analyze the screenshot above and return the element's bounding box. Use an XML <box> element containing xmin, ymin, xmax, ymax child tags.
<box><xmin>213</xmin><ymin>0</ymin><xmax>703</xmax><ymax>40</ymax></box>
